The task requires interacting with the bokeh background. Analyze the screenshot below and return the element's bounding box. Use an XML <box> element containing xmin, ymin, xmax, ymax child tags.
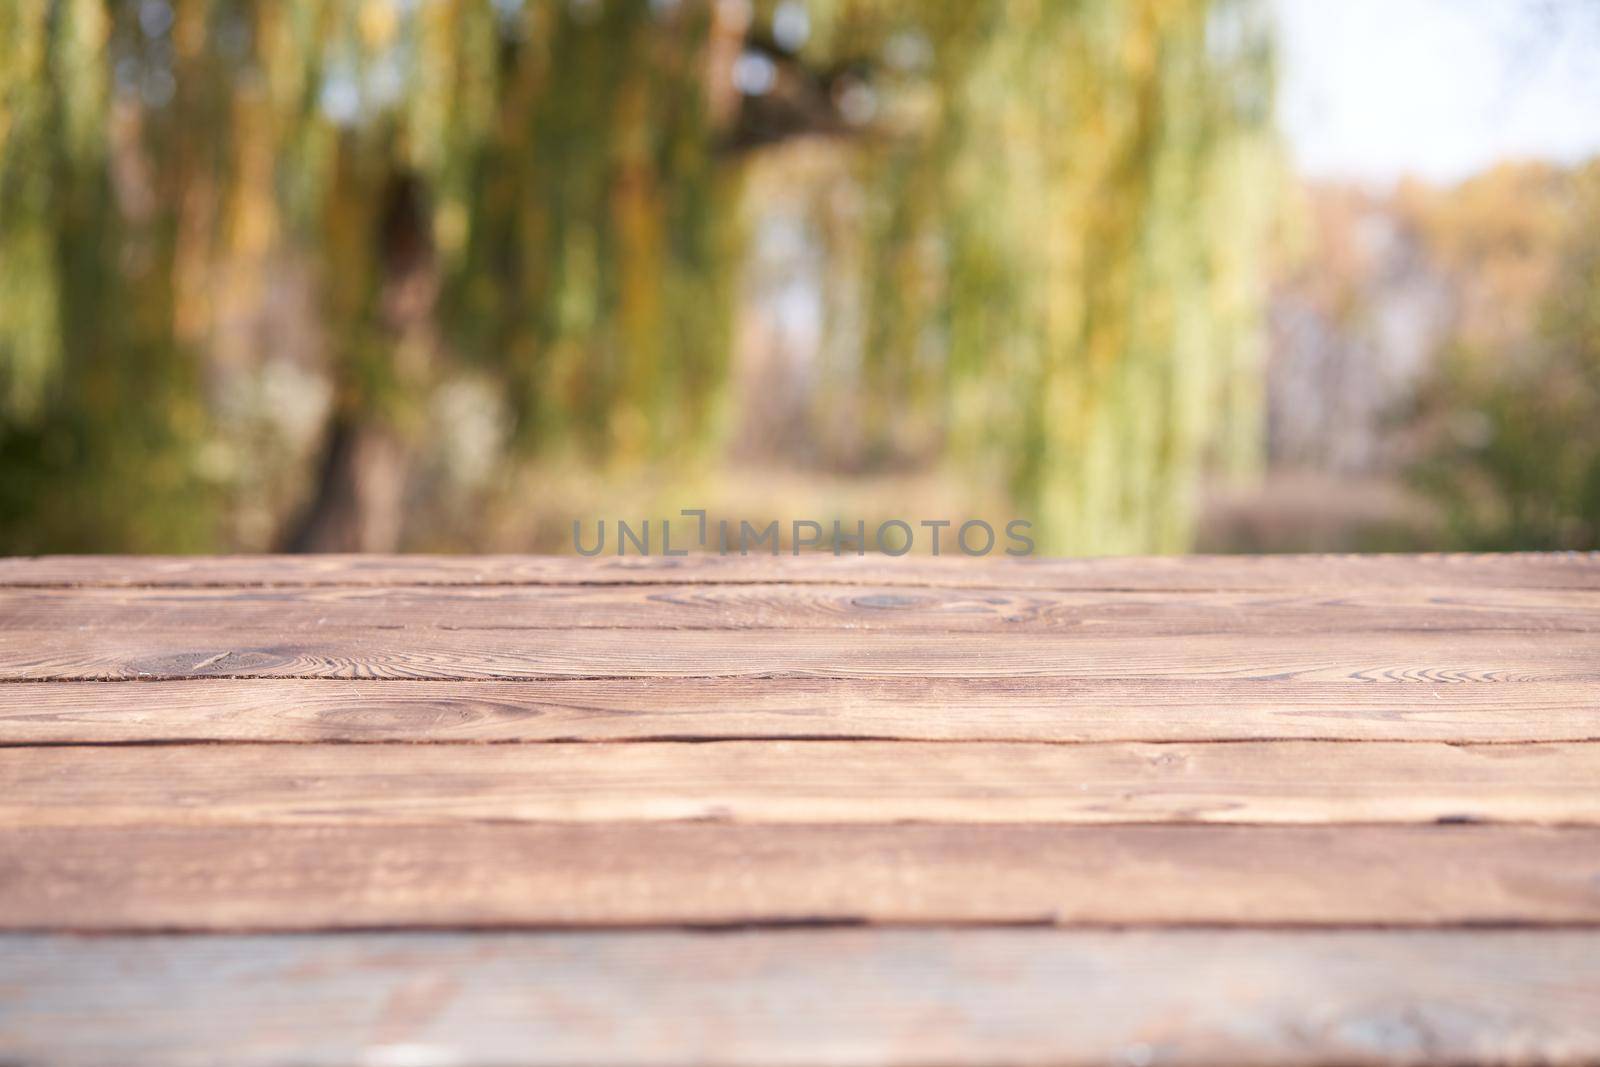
<box><xmin>2</xmin><ymin>0</ymin><xmax>1597</xmax><ymax>555</ymax></box>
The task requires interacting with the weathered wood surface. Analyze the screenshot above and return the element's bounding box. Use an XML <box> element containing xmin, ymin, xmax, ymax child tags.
<box><xmin>6</xmin><ymin>741</ymin><xmax>1600</xmax><ymax>827</ymax></box>
<box><xmin>8</xmin><ymin>582</ymin><xmax>1600</xmax><ymax>632</ymax></box>
<box><xmin>3</xmin><ymin>550</ymin><xmax>1597</xmax><ymax>588</ymax></box>
<box><xmin>6</xmin><ymin>823</ymin><xmax>1600</xmax><ymax>930</ymax></box>
<box><xmin>5</xmin><ymin>929</ymin><xmax>1600</xmax><ymax>1067</ymax></box>
<box><xmin>6</xmin><ymin>677</ymin><xmax>1597</xmax><ymax>743</ymax></box>
<box><xmin>5</xmin><ymin>628</ymin><xmax>1597</xmax><ymax>681</ymax></box>
<box><xmin>3</xmin><ymin>553</ymin><xmax>1599</xmax><ymax>1065</ymax></box>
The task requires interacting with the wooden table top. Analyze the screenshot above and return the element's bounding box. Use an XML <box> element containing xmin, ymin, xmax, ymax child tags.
<box><xmin>2</xmin><ymin>552</ymin><xmax>1598</xmax><ymax>1065</ymax></box>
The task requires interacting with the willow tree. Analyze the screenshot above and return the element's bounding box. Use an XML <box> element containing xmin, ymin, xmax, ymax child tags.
<box><xmin>1</xmin><ymin>0</ymin><xmax>1275</xmax><ymax>554</ymax></box>
<box><xmin>786</xmin><ymin>0</ymin><xmax>1278</xmax><ymax>553</ymax></box>
<box><xmin>1</xmin><ymin>0</ymin><xmax>736</xmax><ymax>551</ymax></box>
<box><xmin>1</xmin><ymin>0</ymin><xmax>221</xmax><ymax>550</ymax></box>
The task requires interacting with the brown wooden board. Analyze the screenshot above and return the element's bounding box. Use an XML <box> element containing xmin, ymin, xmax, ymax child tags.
<box><xmin>5</xmin><ymin>741</ymin><xmax>1599</xmax><ymax>827</ymax></box>
<box><xmin>5</xmin><ymin>822</ymin><xmax>1600</xmax><ymax>930</ymax></box>
<box><xmin>3</xmin><ymin>627</ymin><xmax>1596</xmax><ymax>681</ymax></box>
<box><xmin>3</xmin><ymin>551</ymin><xmax>1597</xmax><ymax>589</ymax></box>
<box><xmin>5</xmin><ymin>553</ymin><xmax>1599</xmax><ymax>1065</ymax></box>
<box><xmin>6</xmin><ymin>582</ymin><xmax>1600</xmax><ymax>632</ymax></box>
<box><xmin>4</xmin><ymin>929</ymin><xmax>1600</xmax><ymax>1067</ymax></box>
<box><xmin>4</xmin><ymin>677</ymin><xmax>1596</xmax><ymax>743</ymax></box>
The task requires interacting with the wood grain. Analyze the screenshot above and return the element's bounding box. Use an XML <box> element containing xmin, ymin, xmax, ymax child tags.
<box><xmin>3</xmin><ymin>551</ymin><xmax>1597</xmax><ymax>589</ymax></box>
<box><xmin>6</xmin><ymin>741</ymin><xmax>1599</xmax><ymax>827</ymax></box>
<box><xmin>5</xmin><ymin>552</ymin><xmax>1600</xmax><ymax>1066</ymax></box>
<box><xmin>3</xmin><ymin>627</ymin><xmax>1596</xmax><ymax>681</ymax></box>
<box><xmin>4</xmin><ymin>677</ymin><xmax>1596</xmax><ymax>743</ymax></box>
<box><xmin>4</xmin><ymin>822</ymin><xmax>1599</xmax><ymax>930</ymax></box>
<box><xmin>5</xmin><ymin>929</ymin><xmax>1599</xmax><ymax>1067</ymax></box>
<box><xmin>7</xmin><ymin>582</ymin><xmax>1598</xmax><ymax>633</ymax></box>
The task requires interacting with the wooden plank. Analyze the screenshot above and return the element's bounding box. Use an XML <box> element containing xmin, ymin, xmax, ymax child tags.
<box><xmin>4</xmin><ymin>677</ymin><xmax>1597</xmax><ymax>743</ymax></box>
<box><xmin>6</xmin><ymin>582</ymin><xmax>1597</xmax><ymax>633</ymax></box>
<box><xmin>4</xmin><ymin>822</ymin><xmax>1599</xmax><ymax>929</ymax></box>
<box><xmin>5</xmin><ymin>929</ymin><xmax>1600</xmax><ymax>1066</ymax></box>
<box><xmin>3</xmin><ymin>627</ymin><xmax>1596</xmax><ymax>681</ymax></box>
<box><xmin>3</xmin><ymin>551</ymin><xmax>1597</xmax><ymax>590</ymax></box>
<box><xmin>6</xmin><ymin>741</ymin><xmax>1600</xmax><ymax>827</ymax></box>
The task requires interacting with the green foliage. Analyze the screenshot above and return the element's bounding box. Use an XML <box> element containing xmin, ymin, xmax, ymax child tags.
<box><xmin>438</xmin><ymin>0</ymin><xmax>733</xmax><ymax>457</ymax></box>
<box><xmin>1</xmin><ymin>0</ymin><xmax>735</xmax><ymax>551</ymax></box>
<box><xmin>0</xmin><ymin>0</ymin><xmax>219</xmax><ymax>550</ymax></box>
<box><xmin>1413</xmin><ymin>165</ymin><xmax>1600</xmax><ymax>550</ymax></box>
<box><xmin>844</xmin><ymin>0</ymin><xmax>1279</xmax><ymax>553</ymax></box>
<box><xmin>0</xmin><ymin>0</ymin><xmax>1278</xmax><ymax>554</ymax></box>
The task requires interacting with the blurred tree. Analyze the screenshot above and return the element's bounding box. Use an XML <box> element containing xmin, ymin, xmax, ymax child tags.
<box><xmin>841</xmin><ymin>0</ymin><xmax>1279</xmax><ymax>552</ymax></box>
<box><xmin>0</xmin><ymin>0</ymin><xmax>220</xmax><ymax>551</ymax></box>
<box><xmin>0</xmin><ymin>0</ymin><xmax>1277</xmax><ymax>554</ymax></box>
<box><xmin>1411</xmin><ymin>162</ymin><xmax>1600</xmax><ymax>550</ymax></box>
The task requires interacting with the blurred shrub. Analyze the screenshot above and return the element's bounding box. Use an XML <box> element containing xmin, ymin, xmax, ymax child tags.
<box><xmin>1410</xmin><ymin>162</ymin><xmax>1600</xmax><ymax>550</ymax></box>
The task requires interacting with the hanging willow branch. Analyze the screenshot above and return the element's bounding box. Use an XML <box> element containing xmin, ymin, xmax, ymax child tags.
<box><xmin>0</xmin><ymin>0</ymin><xmax>1276</xmax><ymax>554</ymax></box>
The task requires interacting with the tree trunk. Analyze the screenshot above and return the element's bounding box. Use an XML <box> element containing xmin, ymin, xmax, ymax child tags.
<box><xmin>281</xmin><ymin>412</ymin><xmax>406</xmax><ymax>552</ymax></box>
<box><xmin>282</xmin><ymin>170</ymin><xmax>435</xmax><ymax>553</ymax></box>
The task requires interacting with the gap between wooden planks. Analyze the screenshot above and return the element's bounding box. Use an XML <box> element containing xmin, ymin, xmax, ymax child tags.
<box><xmin>4</xmin><ymin>741</ymin><xmax>1600</xmax><ymax>826</ymax></box>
